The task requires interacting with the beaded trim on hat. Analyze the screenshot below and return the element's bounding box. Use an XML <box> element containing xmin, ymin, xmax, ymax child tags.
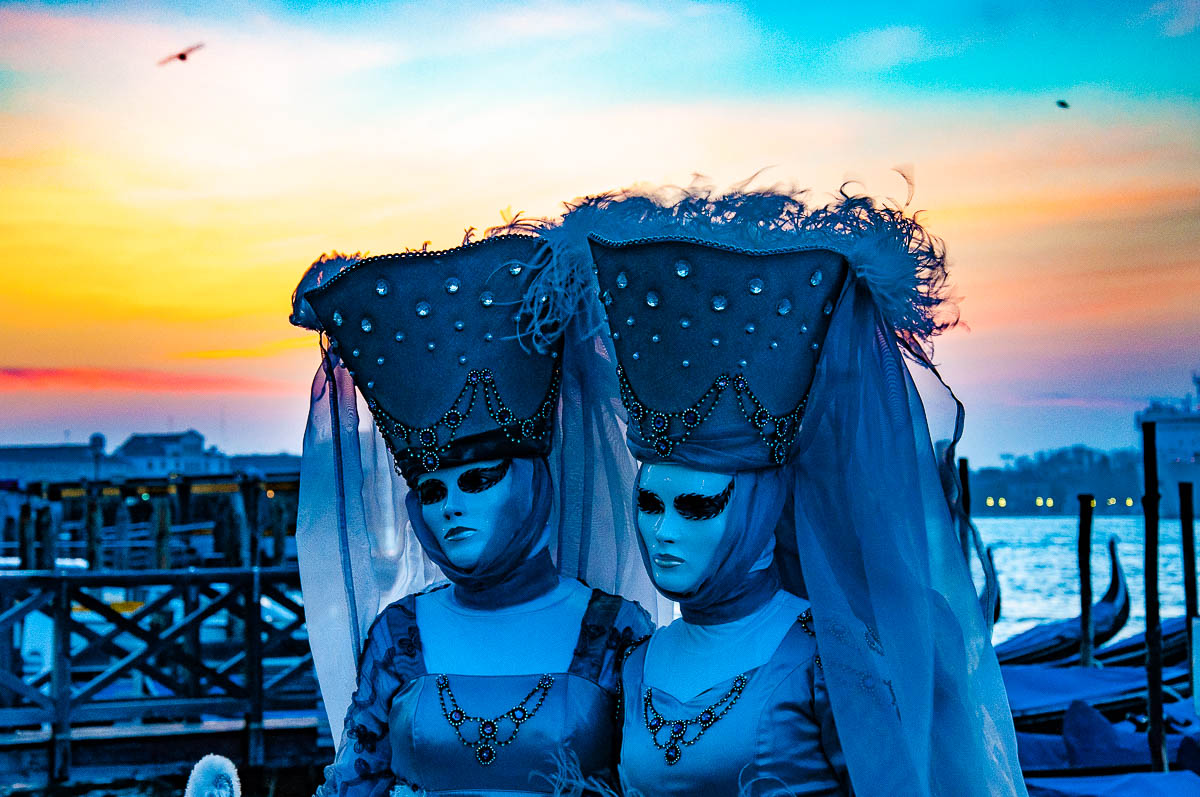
<box><xmin>364</xmin><ymin>364</ymin><xmax>561</xmax><ymax>475</ymax></box>
<box><xmin>617</xmin><ymin>367</ymin><xmax>805</xmax><ymax>465</ymax></box>
<box><xmin>316</xmin><ymin>234</ymin><xmax>538</xmax><ymax>293</ymax></box>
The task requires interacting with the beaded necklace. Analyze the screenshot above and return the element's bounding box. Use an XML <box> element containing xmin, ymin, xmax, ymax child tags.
<box><xmin>642</xmin><ymin>673</ymin><xmax>749</xmax><ymax>766</ymax></box>
<box><xmin>435</xmin><ymin>673</ymin><xmax>554</xmax><ymax>766</ymax></box>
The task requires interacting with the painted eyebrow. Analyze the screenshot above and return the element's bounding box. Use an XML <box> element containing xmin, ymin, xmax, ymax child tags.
<box><xmin>673</xmin><ymin>478</ymin><xmax>735</xmax><ymax>521</ymax></box>
<box><xmin>457</xmin><ymin>459</ymin><xmax>512</xmax><ymax>493</ymax></box>
<box><xmin>416</xmin><ymin>478</ymin><xmax>447</xmax><ymax>505</ymax></box>
<box><xmin>637</xmin><ymin>488</ymin><xmax>665</xmax><ymax>514</ymax></box>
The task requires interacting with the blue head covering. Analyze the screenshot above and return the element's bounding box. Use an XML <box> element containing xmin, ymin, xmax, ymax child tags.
<box><xmin>536</xmin><ymin>184</ymin><xmax>1026</xmax><ymax>797</ymax></box>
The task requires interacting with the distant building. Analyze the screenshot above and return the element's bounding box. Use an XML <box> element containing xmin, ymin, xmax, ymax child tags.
<box><xmin>970</xmin><ymin>445</ymin><xmax>1142</xmax><ymax>517</ymax></box>
<box><xmin>1136</xmin><ymin>373</ymin><xmax>1200</xmax><ymax>518</ymax></box>
<box><xmin>0</xmin><ymin>433</ymin><xmax>111</xmax><ymax>483</ymax></box>
<box><xmin>0</xmin><ymin>430</ymin><xmax>299</xmax><ymax>486</ymax></box>
<box><xmin>112</xmin><ymin>430</ymin><xmax>227</xmax><ymax>478</ymax></box>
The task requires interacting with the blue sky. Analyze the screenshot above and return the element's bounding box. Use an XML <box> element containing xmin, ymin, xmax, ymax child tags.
<box><xmin>0</xmin><ymin>0</ymin><xmax>1197</xmax><ymax>464</ymax></box>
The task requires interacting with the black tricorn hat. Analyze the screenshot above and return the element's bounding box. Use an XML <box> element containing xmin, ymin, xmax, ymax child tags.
<box><xmin>303</xmin><ymin>235</ymin><xmax>561</xmax><ymax>480</ymax></box>
<box><xmin>590</xmin><ymin>235</ymin><xmax>848</xmax><ymax>467</ymax></box>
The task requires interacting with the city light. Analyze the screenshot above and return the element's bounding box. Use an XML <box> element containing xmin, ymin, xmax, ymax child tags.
<box><xmin>1047</xmin><ymin>498</ymin><xmax>1054</xmax><ymax>508</ymax></box>
<box><xmin>1126</xmin><ymin>497</ymin><xmax>1134</xmax><ymax>507</ymax></box>
<box><xmin>998</xmin><ymin>498</ymin><xmax>1007</xmax><ymax>508</ymax></box>
<box><xmin>1107</xmin><ymin>497</ymin><xmax>1117</xmax><ymax>506</ymax></box>
<box><xmin>1090</xmin><ymin>498</ymin><xmax>1097</xmax><ymax>508</ymax></box>
<box><xmin>986</xmin><ymin>497</ymin><xmax>995</xmax><ymax>507</ymax></box>
<box><xmin>1035</xmin><ymin>497</ymin><xmax>1044</xmax><ymax>507</ymax></box>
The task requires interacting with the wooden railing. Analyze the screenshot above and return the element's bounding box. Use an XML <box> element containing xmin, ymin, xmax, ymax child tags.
<box><xmin>1</xmin><ymin>472</ymin><xmax>301</xmax><ymax>570</ymax></box>
<box><xmin>0</xmin><ymin>566</ymin><xmax>317</xmax><ymax>782</ymax></box>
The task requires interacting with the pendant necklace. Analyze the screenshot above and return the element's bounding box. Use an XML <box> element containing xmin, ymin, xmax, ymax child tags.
<box><xmin>643</xmin><ymin>673</ymin><xmax>749</xmax><ymax>766</ymax></box>
<box><xmin>436</xmin><ymin>673</ymin><xmax>555</xmax><ymax>766</ymax></box>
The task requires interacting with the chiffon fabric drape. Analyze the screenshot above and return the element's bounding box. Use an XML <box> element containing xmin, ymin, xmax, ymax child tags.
<box><xmin>786</xmin><ymin>277</ymin><xmax>1026</xmax><ymax>796</ymax></box>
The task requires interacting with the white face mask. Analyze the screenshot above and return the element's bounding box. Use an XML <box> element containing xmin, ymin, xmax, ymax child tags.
<box><xmin>635</xmin><ymin>463</ymin><xmax>735</xmax><ymax>595</ymax></box>
<box><xmin>414</xmin><ymin>458</ymin><xmax>518</xmax><ymax>570</ymax></box>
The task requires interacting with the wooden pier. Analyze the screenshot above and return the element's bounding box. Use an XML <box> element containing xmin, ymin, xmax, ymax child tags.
<box><xmin>0</xmin><ymin>474</ymin><xmax>327</xmax><ymax>792</ymax></box>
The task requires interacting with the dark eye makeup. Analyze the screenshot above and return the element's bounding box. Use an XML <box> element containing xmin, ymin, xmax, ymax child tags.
<box><xmin>458</xmin><ymin>459</ymin><xmax>512</xmax><ymax>493</ymax></box>
<box><xmin>416</xmin><ymin>478</ymin><xmax>447</xmax><ymax>506</ymax></box>
<box><xmin>637</xmin><ymin>488</ymin><xmax>665</xmax><ymax>514</ymax></box>
<box><xmin>673</xmin><ymin>478</ymin><xmax>735</xmax><ymax>521</ymax></box>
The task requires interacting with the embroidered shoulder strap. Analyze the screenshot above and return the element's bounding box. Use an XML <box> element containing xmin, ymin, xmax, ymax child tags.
<box><xmin>370</xmin><ymin>591</ymin><xmax>434</xmax><ymax>695</ymax></box>
<box><xmin>568</xmin><ymin>588</ymin><xmax>624</xmax><ymax>681</ymax></box>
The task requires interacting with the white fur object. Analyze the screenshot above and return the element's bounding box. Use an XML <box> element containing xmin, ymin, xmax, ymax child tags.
<box><xmin>184</xmin><ymin>754</ymin><xmax>241</xmax><ymax>797</ymax></box>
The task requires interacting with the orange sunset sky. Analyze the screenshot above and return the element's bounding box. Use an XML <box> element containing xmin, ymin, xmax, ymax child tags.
<box><xmin>1</xmin><ymin>1</ymin><xmax>1197</xmax><ymax>465</ymax></box>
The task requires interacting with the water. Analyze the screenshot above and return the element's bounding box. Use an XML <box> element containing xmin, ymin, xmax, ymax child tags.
<box><xmin>980</xmin><ymin>515</ymin><xmax>1187</xmax><ymax>644</ymax></box>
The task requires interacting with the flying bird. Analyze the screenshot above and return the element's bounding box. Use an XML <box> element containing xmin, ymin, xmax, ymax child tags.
<box><xmin>158</xmin><ymin>43</ymin><xmax>204</xmax><ymax>66</ymax></box>
<box><xmin>1056</xmin><ymin>99</ymin><xmax>1070</xmax><ymax>109</ymax></box>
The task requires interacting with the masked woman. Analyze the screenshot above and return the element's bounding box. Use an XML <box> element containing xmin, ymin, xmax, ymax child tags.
<box><xmin>289</xmin><ymin>232</ymin><xmax>656</xmax><ymax>796</ymax></box>
<box><xmin>537</xmin><ymin>187</ymin><xmax>1026</xmax><ymax>796</ymax></box>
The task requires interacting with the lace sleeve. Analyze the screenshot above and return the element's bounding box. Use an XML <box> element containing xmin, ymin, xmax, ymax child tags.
<box><xmin>315</xmin><ymin>615</ymin><xmax>399</xmax><ymax>797</ymax></box>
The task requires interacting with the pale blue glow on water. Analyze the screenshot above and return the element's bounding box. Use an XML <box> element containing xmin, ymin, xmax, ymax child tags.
<box><xmin>980</xmin><ymin>516</ymin><xmax>1187</xmax><ymax>645</ymax></box>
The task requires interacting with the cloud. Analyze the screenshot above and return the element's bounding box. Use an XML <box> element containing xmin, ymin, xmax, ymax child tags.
<box><xmin>0</xmin><ymin>367</ymin><xmax>287</xmax><ymax>393</ymax></box>
<box><xmin>1149</xmin><ymin>0</ymin><xmax>1200</xmax><ymax>36</ymax></box>
<box><xmin>833</xmin><ymin>26</ymin><xmax>965</xmax><ymax>72</ymax></box>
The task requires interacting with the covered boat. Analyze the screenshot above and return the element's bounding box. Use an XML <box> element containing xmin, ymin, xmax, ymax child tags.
<box><xmin>995</xmin><ymin>537</ymin><xmax>1130</xmax><ymax>665</ymax></box>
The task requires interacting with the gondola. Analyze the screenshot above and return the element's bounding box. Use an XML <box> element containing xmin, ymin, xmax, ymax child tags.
<box><xmin>1052</xmin><ymin>615</ymin><xmax>1190</xmax><ymax>668</ymax></box>
<box><xmin>1003</xmin><ymin>662</ymin><xmax>1191</xmax><ymax>734</ymax></box>
<box><xmin>1017</xmin><ymin>699</ymin><xmax>1200</xmax><ymax>774</ymax></box>
<box><xmin>995</xmin><ymin>537</ymin><xmax>1130</xmax><ymax>665</ymax></box>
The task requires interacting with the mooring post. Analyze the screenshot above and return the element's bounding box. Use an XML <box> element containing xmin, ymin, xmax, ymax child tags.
<box><xmin>229</xmin><ymin>475</ymin><xmax>253</xmax><ymax>568</ymax></box>
<box><xmin>50</xmin><ymin>577</ymin><xmax>72</xmax><ymax>781</ymax></box>
<box><xmin>1180</xmin><ymin>481</ymin><xmax>1196</xmax><ymax>714</ymax></box>
<box><xmin>18</xmin><ymin>501</ymin><xmax>34</xmax><ymax>569</ymax></box>
<box><xmin>958</xmin><ymin>457</ymin><xmax>973</xmax><ymax>562</ymax></box>
<box><xmin>245</xmin><ymin>567</ymin><xmax>265</xmax><ymax>767</ymax></box>
<box><xmin>35</xmin><ymin>505</ymin><xmax>56</xmax><ymax>570</ymax></box>
<box><xmin>85</xmin><ymin>483</ymin><xmax>102</xmax><ymax>569</ymax></box>
<box><xmin>115</xmin><ymin>490</ymin><xmax>132</xmax><ymax>571</ymax></box>
<box><xmin>153</xmin><ymin>495</ymin><xmax>172</xmax><ymax>569</ymax></box>
<box><xmin>1142</xmin><ymin>421</ymin><xmax>1167</xmax><ymax>771</ymax></box>
<box><xmin>1078</xmin><ymin>494</ymin><xmax>1095</xmax><ymax>668</ymax></box>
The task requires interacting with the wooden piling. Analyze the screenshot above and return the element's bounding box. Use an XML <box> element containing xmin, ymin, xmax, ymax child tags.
<box><xmin>153</xmin><ymin>495</ymin><xmax>172</xmax><ymax>569</ymax></box>
<box><xmin>18</xmin><ymin>502</ymin><xmax>34</xmax><ymax>569</ymax></box>
<box><xmin>85</xmin><ymin>483</ymin><xmax>102</xmax><ymax>570</ymax></box>
<box><xmin>1141</xmin><ymin>421</ymin><xmax>1167</xmax><ymax>771</ymax></box>
<box><xmin>35</xmin><ymin>506</ymin><xmax>55</xmax><ymax>570</ymax></box>
<box><xmin>958</xmin><ymin>457</ymin><xmax>973</xmax><ymax>562</ymax></box>
<box><xmin>229</xmin><ymin>476</ymin><xmax>253</xmax><ymax>568</ymax></box>
<box><xmin>1077</xmin><ymin>494</ymin><xmax>1095</xmax><ymax>668</ymax></box>
<box><xmin>50</xmin><ymin>578</ymin><xmax>72</xmax><ymax>781</ymax></box>
<box><xmin>1180</xmin><ymin>481</ymin><xmax>1196</xmax><ymax>707</ymax></box>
